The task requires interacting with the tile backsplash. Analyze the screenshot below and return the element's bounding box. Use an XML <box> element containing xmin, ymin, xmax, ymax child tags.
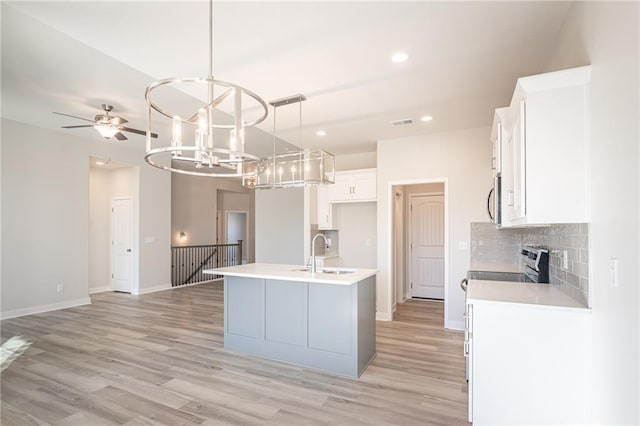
<box><xmin>470</xmin><ymin>223</ymin><xmax>589</xmax><ymax>305</ymax></box>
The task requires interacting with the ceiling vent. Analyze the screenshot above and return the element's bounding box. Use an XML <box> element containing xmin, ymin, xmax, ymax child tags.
<box><xmin>391</xmin><ymin>118</ymin><xmax>414</xmax><ymax>126</ymax></box>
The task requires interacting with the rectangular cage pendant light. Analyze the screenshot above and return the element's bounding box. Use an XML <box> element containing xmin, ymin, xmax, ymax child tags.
<box><xmin>242</xmin><ymin>94</ymin><xmax>335</xmax><ymax>190</ymax></box>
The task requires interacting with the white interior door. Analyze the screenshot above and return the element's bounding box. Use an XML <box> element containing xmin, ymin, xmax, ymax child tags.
<box><xmin>410</xmin><ymin>195</ymin><xmax>445</xmax><ymax>299</ymax></box>
<box><xmin>111</xmin><ymin>198</ymin><xmax>133</xmax><ymax>293</ymax></box>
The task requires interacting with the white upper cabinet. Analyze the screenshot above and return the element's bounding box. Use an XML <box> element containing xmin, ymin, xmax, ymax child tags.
<box><xmin>499</xmin><ymin>66</ymin><xmax>591</xmax><ymax>227</ymax></box>
<box><xmin>490</xmin><ymin>108</ymin><xmax>508</xmax><ymax>177</ymax></box>
<box><xmin>328</xmin><ymin>169</ymin><xmax>377</xmax><ymax>203</ymax></box>
<box><xmin>317</xmin><ymin>184</ymin><xmax>335</xmax><ymax>229</ymax></box>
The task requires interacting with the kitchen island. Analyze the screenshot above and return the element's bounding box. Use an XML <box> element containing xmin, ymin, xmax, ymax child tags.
<box><xmin>203</xmin><ymin>263</ymin><xmax>377</xmax><ymax>378</ymax></box>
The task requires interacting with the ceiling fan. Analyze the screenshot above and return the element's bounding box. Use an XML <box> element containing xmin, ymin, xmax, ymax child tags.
<box><xmin>53</xmin><ymin>104</ymin><xmax>158</xmax><ymax>141</ymax></box>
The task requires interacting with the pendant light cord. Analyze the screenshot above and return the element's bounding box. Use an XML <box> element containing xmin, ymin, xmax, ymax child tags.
<box><xmin>209</xmin><ymin>0</ymin><xmax>213</xmax><ymax>79</ymax></box>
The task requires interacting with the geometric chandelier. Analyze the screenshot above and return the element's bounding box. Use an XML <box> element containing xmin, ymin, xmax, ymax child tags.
<box><xmin>143</xmin><ymin>0</ymin><xmax>268</xmax><ymax>178</ymax></box>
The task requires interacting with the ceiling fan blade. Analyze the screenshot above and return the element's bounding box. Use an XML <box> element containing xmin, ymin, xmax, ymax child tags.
<box><xmin>114</xmin><ymin>132</ymin><xmax>128</xmax><ymax>141</ymax></box>
<box><xmin>120</xmin><ymin>126</ymin><xmax>158</xmax><ymax>138</ymax></box>
<box><xmin>61</xmin><ymin>125</ymin><xmax>95</xmax><ymax>129</ymax></box>
<box><xmin>53</xmin><ymin>112</ymin><xmax>95</xmax><ymax>123</ymax></box>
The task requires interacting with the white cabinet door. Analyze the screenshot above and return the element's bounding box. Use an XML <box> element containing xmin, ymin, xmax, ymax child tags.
<box><xmin>499</xmin><ymin>66</ymin><xmax>590</xmax><ymax>227</ymax></box>
<box><xmin>471</xmin><ymin>301</ymin><xmax>587</xmax><ymax>425</ymax></box>
<box><xmin>490</xmin><ymin>108</ymin><xmax>507</xmax><ymax>178</ymax></box>
<box><xmin>511</xmin><ymin>101</ymin><xmax>526</xmax><ymax>221</ymax></box>
<box><xmin>328</xmin><ymin>169</ymin><xmax>377</xmax><ymax>203</ymax></box>
<box><xmin>351</xmin><ymin>171</ymin><xmax>376</xmax><ymax>201</ymax></box>
<box><xmin>317</xmin><ymin>185</ymin><xmax>334</xmax><ymax>229</ymax></box>
<box><xmin>328</xmin><ymin>173</ymin><xmax>353</xmax><ymax>202</ymax></box>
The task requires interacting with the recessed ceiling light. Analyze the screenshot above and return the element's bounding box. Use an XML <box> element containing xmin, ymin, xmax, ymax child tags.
<box><xmin>420</xmin><ymin>115</ymin><xmax>433</xmax><ymax>122</ymax></box>
<box><xmin>95</xmin><ymin>161</ymin><xmax>105</xmax><ymax>165</ymax></box>
<box><xmin>391</xmin><ymin>52</ymin><xmax>408</xmax><ymax>63</ymax></box>
<box><xmin>315</xmin><ymin>130</ymin><xmax>326</xmax><ymax>137</ymax></box>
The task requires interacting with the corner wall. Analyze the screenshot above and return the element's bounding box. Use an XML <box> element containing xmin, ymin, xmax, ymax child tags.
<box><xmin>255</xmin><ymin>188</ymin><xmax>305</xmax><ymax>265</ymax></box>
<box><xmin>544</xmin><ymin>1</ymin><xmax>639</xmax><ymax>422</ymax></box>
<box><xmin>1</xmin><ymin>119</ymin><xmax>171</xmax><ymax>317</ymax></box>
<box><xmin>377</xmin><ymin>126</ymin><xmax>492</xmax><ymax>325</ymax></box>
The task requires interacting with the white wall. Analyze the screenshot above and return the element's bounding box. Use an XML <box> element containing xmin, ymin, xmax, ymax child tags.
<box><xmin>89</xmin><ymin>168</ymin><xmax>110</xmax><ymax>292</ymax></box>
<box><xmin>325</xmin><ymin>202</ymin><xmax>377</xmax><ymax>269</ymax></box>
<box><xmin>335</xmin><ymin>152</ymin><xmax>376</xmax><ymax>171</ymax></box>
<box><xmin>377</xmin><ymin>126</ymin><xmax>492</xmax><ymax>324</ymax></box>
<box><xmin>171</xmin><ymin>174</ymin><xmax>250</xmax><ymax>247</ymax></box>
<box><xmin>1</xmin><ymin>119</ymin><xmax>171</xmax><ymax>317</ymax></box>
<box><xmin>255</xmin><ymin>188</ymin><xmax>305</xmax><ymax>265</ymax></box>
<box><xmin>544</xmin><ymin>2</ymin><xmax>639</xmax><ymax>422</ymax></box>
<box><xmin>1</xmin><ymin>120</ymin><xmax>91</xmax><ymax>316</ymax></box>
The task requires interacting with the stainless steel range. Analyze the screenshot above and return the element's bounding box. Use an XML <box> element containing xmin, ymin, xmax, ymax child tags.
<box><xmin>521</xmin><ymin>245</ymin><xmax>550</xmax><ymax>283</ymax></box>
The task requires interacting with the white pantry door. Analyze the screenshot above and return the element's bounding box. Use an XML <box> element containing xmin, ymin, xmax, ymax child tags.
<box><xmin>111</xmin><ymin>198</ymin><xmax>133</xmax><ymax>293</ymax></box>
<box><xmin>410</xmin><ymin>195</ymin><xmax>445</xmax><ymax>299</ymax></box>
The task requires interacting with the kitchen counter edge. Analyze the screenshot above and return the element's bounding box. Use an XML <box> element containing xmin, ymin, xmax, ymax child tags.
<box><xmin>466</xmin><ymin>279</ymin><xmax>590</xmax><ymax>312</ymax></box>
<box><xmin>203</xmin><ymin>263</ymin><xmax>377</xmax><ymax>285</ymax></box>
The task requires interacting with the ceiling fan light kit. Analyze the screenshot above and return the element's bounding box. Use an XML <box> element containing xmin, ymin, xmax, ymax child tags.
<box><xmin>54</xmin><ymin>103</ymin><xmax>156</xmax><ymax>141</ymax></box>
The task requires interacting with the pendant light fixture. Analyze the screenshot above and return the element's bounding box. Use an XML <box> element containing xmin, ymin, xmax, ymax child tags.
<box><xmin>144</xmin><ymin>0</ymin><xmax>268</xmax><ymax>177</ymax></box>
<box><xmin>242</xmin><ymin>94</ymin><xmax>335</xmax><ymax>189</ymax></box>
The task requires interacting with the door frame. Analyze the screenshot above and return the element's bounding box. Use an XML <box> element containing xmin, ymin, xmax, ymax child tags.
<box><xmin>386</xmin><ymin>178</ymin><xmax>449</xmax><ymax>325</ymax></box>
<box><xmin>225</xmin><ymin>210</ymin><xmax>250</xmax><ymax>264</ymax></box>
<box><xmin>111</xmin><ymin>196</ymin><xmax>134</xmax><ymax>293</ymax></box>
<box><xmin>407</xmin><ymin>192</ymin><xmax>445</xmax><ymax>300</ymax></box>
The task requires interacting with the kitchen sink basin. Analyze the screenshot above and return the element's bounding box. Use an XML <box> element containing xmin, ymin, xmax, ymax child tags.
<box><xmin>321</xmin><ymin>269</ymin><xmax>355</xmax><ymax>275</ymax></box>
<box><xmin>291</xmin><ymin>267</ymin><xmax>356</xmax><ymax>275</ymax></box>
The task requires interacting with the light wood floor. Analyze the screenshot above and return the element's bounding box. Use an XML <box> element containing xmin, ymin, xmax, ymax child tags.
<box><xmin>1</xmin><ymin>282</ymin><xmax>468</xmax><ymax>425</ymax></box>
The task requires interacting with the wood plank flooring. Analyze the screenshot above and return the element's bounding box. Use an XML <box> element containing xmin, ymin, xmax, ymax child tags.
<box><xmin>1</xmin><ymin>282</ymin><xmax>468</xmax><ymax>425</ymax></box>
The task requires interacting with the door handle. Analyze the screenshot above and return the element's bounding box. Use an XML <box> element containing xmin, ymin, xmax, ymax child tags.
<box><xmin>126</xmin><ymin>249</ymin><xmax>132</xmax><ymax>252</ymax></box>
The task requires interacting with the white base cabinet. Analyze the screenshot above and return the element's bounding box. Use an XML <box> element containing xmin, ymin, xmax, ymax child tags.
<box><xmin>468</xmin><ymin>301</ymin><xmax>588</xmax><ymax>425</ymax></box>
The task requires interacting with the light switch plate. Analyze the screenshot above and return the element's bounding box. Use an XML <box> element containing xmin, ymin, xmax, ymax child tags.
<box><xmin>458</xmin><ymin>241</ymin><xmax>469</xmax><ymax>250</ymax></box>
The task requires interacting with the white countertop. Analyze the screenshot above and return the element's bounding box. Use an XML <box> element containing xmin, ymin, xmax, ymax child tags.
<box><xmin>466</xmin><ymin>279</ymin><xmax>589</xmax><ymax>311</ymax></box>
<box><xmin>469</xmin><ymin>263</ymin><xmax>524</xmax><ymax>273</ymax></box>
<box><xmin>204</xmin><ymin>263</ymin><xmax>377</xmax><ymax>285</ymax></box>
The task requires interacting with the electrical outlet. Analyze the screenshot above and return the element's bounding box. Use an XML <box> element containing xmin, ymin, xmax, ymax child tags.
<box><xmin>562</xmin><ymin>250</ymin><xmax>569</xmax><ymax>270</ymax></box>
<box><xmin>365</xmin><ymin>239</ymin><xmax>371</xmax><ymax>247</ymax></box>
<box><xmin>56</xmin><ymin>284</ymin><xmax>64</xmax><ymax>293</ymax></box>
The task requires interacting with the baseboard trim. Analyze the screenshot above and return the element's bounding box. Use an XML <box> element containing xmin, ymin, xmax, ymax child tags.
<box><xmin>376</xmin><ymin>312</ymin><xmax>392</xmax><ymax>321</ymax></box>
<box><xmin>89</xmin><ymin>286</ymin><xmax>111</xmax><ymax>294</ymax></box>
<box><xmin>445</xmin><ymin>319</ymin><xmax>465</xmax><ymax>331</ymax></box>
<box><xmin>133</xmin><ymin>284</ymin><xmax>172</xmax><ymax>295</ymax></box>
<box><xmin>1</xmin><ymin>297</ymin><xmax>92</xmax><ymax>320</ymax></box>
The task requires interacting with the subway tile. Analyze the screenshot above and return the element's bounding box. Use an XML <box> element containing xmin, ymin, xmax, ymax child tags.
<box><xmin>566</xmin><ymin>272</ymin><xmax>580</xmax><ymax>287</ymax></box>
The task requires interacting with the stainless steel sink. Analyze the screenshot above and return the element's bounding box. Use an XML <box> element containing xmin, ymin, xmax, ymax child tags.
<box><xmin>290</xmin><ymin>267</ymin><xmax>355</xmax><ymax>275</ymax></box>
<box><xmin>321</xmin><ymin>269</ymin><xmax>355</xmax><ymax>275</ymax></box>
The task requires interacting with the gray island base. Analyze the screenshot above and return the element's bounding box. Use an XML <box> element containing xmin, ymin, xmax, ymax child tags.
<box><xmin>205</xmin><ymin>263</ymin><xmax>377</xmax><ymax>378</ymax></box>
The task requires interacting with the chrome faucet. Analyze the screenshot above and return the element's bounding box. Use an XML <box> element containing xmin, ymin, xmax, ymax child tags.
<box><xmin>311</xmin><ymin>233</ymin><xmax>329</xmax><ymax>273</ymax></box>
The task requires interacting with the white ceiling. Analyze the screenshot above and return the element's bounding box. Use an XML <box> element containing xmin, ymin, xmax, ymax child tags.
<box><xmin>2</xmin><ymin>1</ymin><xmax>572</xmax><ymax>156</ymax></box>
